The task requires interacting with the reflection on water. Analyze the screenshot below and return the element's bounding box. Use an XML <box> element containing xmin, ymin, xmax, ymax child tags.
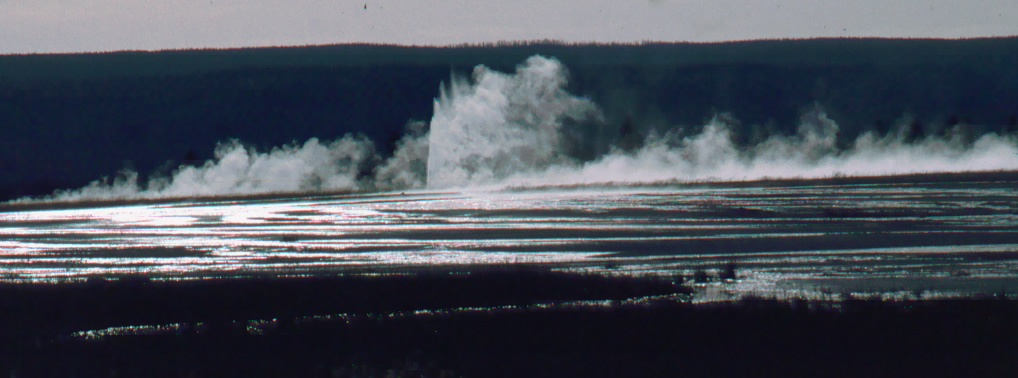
<box><xmin>3</xmin><ymin>176</ymin><xmax>1018</xmax><ymax>300</ymax></box>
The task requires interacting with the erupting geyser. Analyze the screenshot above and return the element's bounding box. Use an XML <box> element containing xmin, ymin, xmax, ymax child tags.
<box><xmin>13</xmin><ymin>55</ymin><xmax>1018</xmax><ymax>203</ymax></box>
<box><xmin>425</xmin><ymin>56</ymin><xmax>601</xmax><ymax>188</ymax></box>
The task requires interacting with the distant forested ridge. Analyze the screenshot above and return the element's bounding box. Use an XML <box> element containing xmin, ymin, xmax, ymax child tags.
<box><xmin>2</xmin><ymin>38</ymin><xmax>1017</xmax><ymax>201</ymax></box>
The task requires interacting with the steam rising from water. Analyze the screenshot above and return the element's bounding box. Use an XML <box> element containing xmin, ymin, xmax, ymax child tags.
<box><xmin>16</xmin><ymin>55</ymin><xmax>1018</xmax><ymax>203</ymax></box>
<box><xmin>426</xmin><ymin>56</ymin><xmax>601</xmax><ymax>187</ymax></box>
<box><xmin>424</xmin><ymin>56</ymin><xmax>1018</xmax><ymax>187</ymax></box>
<box><xmin>40</xmin><ymin>136</ymin><xmax>376</xmax><ymax>202</ymax></box>
<box><xmin>529</xmin><ymin>108</ymin><xmax>1018</xmax><ymax>187</ymax></box>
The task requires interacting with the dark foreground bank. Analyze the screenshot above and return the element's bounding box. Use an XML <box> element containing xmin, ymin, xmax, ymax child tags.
<box><xmin>2</xmin><ymin>270</ymin><xmax>1016</xmax><ymax>377</ymax></box>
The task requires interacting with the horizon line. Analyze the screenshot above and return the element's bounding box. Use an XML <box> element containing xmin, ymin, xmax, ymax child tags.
<box><xmin>5</xmin><ymin>35</ymin><xmax>1018</xmax><ymax>57</ymax></box>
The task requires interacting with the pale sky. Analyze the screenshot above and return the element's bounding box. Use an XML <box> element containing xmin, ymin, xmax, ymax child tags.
<box><xmin>3</xmin><ymin>0</ymin><xmax>1017</xmax><ymax>54</ymax></box>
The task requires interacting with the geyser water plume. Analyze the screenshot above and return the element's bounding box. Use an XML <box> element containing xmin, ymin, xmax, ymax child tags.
<box><xmin>15</xmin><ymin>54</ymin><xmax>1018</xmax><ymax>204</ymax></box>
<box><xmin>422</xmin><ymin>56</ymin><xmax>1018</xmax><ymax>188</ymax></box>
<box><xmin>426</xmin><ymin>55</ymin><xmax>601</xmax><ymax>188</ymax></box>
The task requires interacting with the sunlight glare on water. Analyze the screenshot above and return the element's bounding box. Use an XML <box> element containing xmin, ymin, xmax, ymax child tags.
<box><xmin>2</xmin><ymin>178</ymin><xmax>1018</xmax><ymax>298</ymax></box>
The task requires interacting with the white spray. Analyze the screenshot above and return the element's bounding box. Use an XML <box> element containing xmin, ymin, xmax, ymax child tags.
<box><xmin>423</xmin><ymin>56</ymin><xmax>1018</xmax><ymax>188</ymax></box>
<box><xmin>16</xmin><ymin>55</ymin><xmax>1018</xmax><ymax>203</ymax></box>
<box><xmin>426</xmin><ymin>55</ymin><xmax>601</xmax><ymax>188</ymax></box>
<box><xmin>31</xmin><ymin>135</ymin><xmax>376</xmax><ymax>202</ymax></box>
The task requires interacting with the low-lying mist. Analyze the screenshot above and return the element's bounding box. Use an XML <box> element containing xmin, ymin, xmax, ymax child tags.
<box><xmin>15</xmin><ymin>55</ymin><xmax>1018</xmax><ymax>203</ymax></box>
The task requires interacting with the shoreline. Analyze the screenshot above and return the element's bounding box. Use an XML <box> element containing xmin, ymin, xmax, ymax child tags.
<box><xmin>6</xmin><ymin>170</ymin><xmax>1018</xmax><ymax>213</ymax></box>
<box><xmin>2</xmin><ymin>269</ymin><xmax>1015</xmax><ymax>377</ymax></box>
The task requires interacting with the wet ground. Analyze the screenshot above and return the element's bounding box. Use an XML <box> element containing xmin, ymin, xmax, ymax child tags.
<box><xmin>3</xmin><ymin>172</ymin><xmax>1018</xmax><ymax>301</ymax></box>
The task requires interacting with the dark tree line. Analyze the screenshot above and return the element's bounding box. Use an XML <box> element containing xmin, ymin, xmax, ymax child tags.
<box><xmin>2</xmin><ymin>38</ymin><xmax>1017</xmax><ymax>201</ymax></box>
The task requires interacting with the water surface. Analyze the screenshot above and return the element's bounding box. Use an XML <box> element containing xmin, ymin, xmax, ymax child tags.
<box><xmin>3</xmin><ymin>174</ymin><xmax>1018</xmax><ymax>301</ymax></box>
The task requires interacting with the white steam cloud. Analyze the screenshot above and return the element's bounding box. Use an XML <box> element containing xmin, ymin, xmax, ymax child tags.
<box><xmin>15</xmin><ymin>55</ymin><xmax>1018</xmax><ymax>203</ymax></box>
<box><xmin>375</xmin><ymin>120</ymin><xmax>430</xmax><ymax>189</ymax></box>
<box><xmin>424</xmin><ymin>55</ymin><xmax>1018</xmax><ymax>188</ymax></box>
<box><xmin>32</xmin><ymin>136</ymin><xmax>377</xmax><ymax>202</ymax></box>
<box><xmin>531</xmin><ymin>111</ymin><xmax>1018</xmax><ymax>187</ymax></box>
<box><xmin>426</xmin><ymin>56</ymin><xmax>601</xmax><ymax>188</ymax></box>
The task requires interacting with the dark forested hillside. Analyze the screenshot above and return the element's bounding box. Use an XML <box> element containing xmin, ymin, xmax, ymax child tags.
<box><xmin>2</xmin><ymin>38</ymin><xmax>1018</xmax><ymax>201</ymax></box>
